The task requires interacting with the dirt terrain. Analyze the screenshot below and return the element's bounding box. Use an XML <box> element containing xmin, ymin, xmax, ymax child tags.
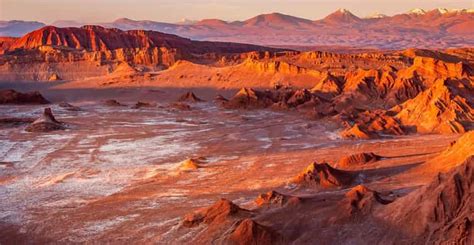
<box><xmin>0</xmin><ymin>86</ymin><xmax>471</xmax><ymax>243</ymax></box>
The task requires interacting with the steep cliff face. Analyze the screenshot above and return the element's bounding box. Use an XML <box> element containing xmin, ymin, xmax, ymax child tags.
<box><xmin>0</xmin><ymin>25</ymin><xmax>284</xmax><ymax>81</ymax></box>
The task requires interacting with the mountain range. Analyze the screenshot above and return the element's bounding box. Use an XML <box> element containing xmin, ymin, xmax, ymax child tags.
<box><xmin>1</xmin><ymin>8</ymin><xmax>473</xmax><ymax>49</ymax></box>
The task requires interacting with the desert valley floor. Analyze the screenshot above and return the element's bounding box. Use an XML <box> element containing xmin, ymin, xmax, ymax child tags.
<box><xmin>0</xmin><ymin>84</ymin><xmax>469</xmax><ymax>243</ymax></box>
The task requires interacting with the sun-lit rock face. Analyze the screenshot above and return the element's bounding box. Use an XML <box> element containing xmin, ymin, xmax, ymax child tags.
<box><xmin>392</xmin><ymin>79</ymin><xmax>473</xmax><ymax>134</ymax></box>
<box><xmin>338</xmin><ymin>152</ymin><xmax>382</xmax><ymax>168</ymax></box>
<box><xmin>293</xmin><ymin>162</ymin><xmax>358</xmax><ymax>188</ymax></box>
<box><xmin>224</xmin><ymin>88</ymin><xmax>274</xmax><ymax>109</ymax></box>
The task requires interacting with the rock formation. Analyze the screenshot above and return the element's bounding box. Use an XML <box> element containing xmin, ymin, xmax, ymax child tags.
<box><xmin>392</xmin><ymin>79</ymin><xmax>473</xmax><ymax>134</ymax></box>
<box><xmin>131</xmin><ymin>101</ymin><xmax>155</xmax><ymax>109</ymax></box>
<box><xmin>177</xmin><ymin>92</ymin><xmax>204</xmax><ymax>103</ymax></box>
<box><xmin>224</xmin><ymin>88</ymin><xmax>274</xmax><ymax>109</ymax></box>
<box><xmin>255</xmin><ymin>190</ymin><xmax>300</xmax><ymax>207</ymax></box>
<box><xmin>344</xmin><ymin>185</ymin><xmax>393</xmax><ymax>215</ymax></box>
<box><xmin>0</xmin><ymin>89</ymin><xmax>49</xmax><ymax>104</ymax></box>
<box><xmin>58</xmin><ymin>102</ymin><xmax>81</xmax><ymax>111</ymax></box>
<box><xmin>104</xmin><ymin>99</ymin><xmax>125</xmax><ymax>107</ymax></box>
<box><xmin>25</xmin><ymin>108</ymin><xmax>65</xmax><ymax>132</ymax></box>
<box><xmin>182</xmin><ymin>198</ymin><xmax>252</xmax><ymax>228</ymax></box>
<box><xmin>379</xmin><ymin>156</ymin><xmax>473</xmax><ymax>244</ymax></box>
<box><xmin>225</xmin><ymin>218</ymin><xmax>284</xmax><ymax>245</ymax></box>
<box><xmin>424</xmin><ymin>131</ymin><xmax>474</xmax><ymax>172</ymax></box>
<box><xmin>178</xmin><ymin>158</ymin><xmax>203</xmax><ymax>171</ymax></box>
<box><xmin>338</xmin><ymin>152</ymin><xmax>382</xmax><ymax>168</ymax></box>
<box><xmin>293</xmin><ymin>162</ymin><xmax>359</xmax><ymax>188</ymax></box>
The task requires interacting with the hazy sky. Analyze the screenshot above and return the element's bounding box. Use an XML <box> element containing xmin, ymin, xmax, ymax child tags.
<box><xmin>1</xmin><ymin>0</ymin><xmax>473</xmax><ymax>23</ymax></box>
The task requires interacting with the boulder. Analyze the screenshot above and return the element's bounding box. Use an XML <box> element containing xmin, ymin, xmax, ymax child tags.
<box><xmin>0</xmin><ymin>89</ymin><xmax>49</xmax><ymax>104</ymax></box>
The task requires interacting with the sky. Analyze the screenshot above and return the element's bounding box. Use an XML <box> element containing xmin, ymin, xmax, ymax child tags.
<box><xmin>1</xmin><ymin>0</ymin><xmax>473</xmax><ymax>24</ymax></box>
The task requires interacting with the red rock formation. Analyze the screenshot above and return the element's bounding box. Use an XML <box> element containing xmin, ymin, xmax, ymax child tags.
<box><xmin>0</xmin><ymin>89</ymin><xmax>49</xmax><ymax>104</ymax></box>
<box><xmin>226</xmin><ymin>218</ymin><xmax>284</xmax><ymax>245</ymax></box>
<box><xmin>25</xmin><ymin>108</ymin><xmax>64</xmax><ymax>132</ymax></box>
<box><xmin>344</xmin><ymin>185</ymin><xmax>393</xmax><ymax>215</ymax></box>
<box><xmin>425</xmin><ymin>131</ymin><xmax>474</xmax><ymax>172</ymax></box>
<box><xmin>392</xmin><ymin>79</ymin><xmax>473</xmax><ymax>134</ymax></box>
<box><xmin>380</xmin><ymin>156</ymin><xmax>473</xmax><ymax>244</ymax></box>
<box><xmin>178</xmin><ymin>158</ymin><xmax>204</xmax><ymax>171</ymax></box>
<box><xmin>177</xmin><ymin>92</ymin><xmax>204</xmax><ymax>103</ymax></box>
<box><xmin>182</xmin><ymin>198</ymin><xmax>252</xmax><ymax>228</ymax></box>
<box><xmin>224</xmin><ymin>88</ymin><xmax>274</xmax><ymax>109</ymax></box>
<box><xmin>286</xmin><ymin>89</ymin><xmax>312</xmax><ymax>107</ymax></box>
<box><xmin>293</xmin><ymin>162</ymin><xmax>358</xmax><ymax>188</ymax></box>
<box><xmin>214</xmin><ymin>94</ymin><xmax>229</xmax><ymax>106</ymax></box>
<box><xmin>131</xmin><ymin>101</ymin><xmax>155</xmax><ymax>109</ymax></box>
<box><xmin>340</xmin><ymin>124</ymin><xmax>373</xmax><ymax>139</ymax></box>
<box><xmin>310</xmin><ymin>72</ymin><xmax>342</xmax><ymax>99</ymax></box>
<box><xmin>255</xmin><ymin>190</ymin><xmax>300</xmax><ymax>207</ymax></box>
<box><xmin>338</xmin><ymin>152</ymin><xmax>382</xmax><ymax>168</ymax></box>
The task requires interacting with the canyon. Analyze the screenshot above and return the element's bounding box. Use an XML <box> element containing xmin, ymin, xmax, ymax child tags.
<box><xmin>0</xmin><ymin>17</ymin><xmax>473</xmax><ymax>244</ymax></box>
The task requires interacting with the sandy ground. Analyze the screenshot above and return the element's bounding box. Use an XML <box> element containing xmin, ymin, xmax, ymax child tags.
<box><xmin>0</xmin><ymin>84</ymin><xmax>461</xmax><ymax>243</ymax></box>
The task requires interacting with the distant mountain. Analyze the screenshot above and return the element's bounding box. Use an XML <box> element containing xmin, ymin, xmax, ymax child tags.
<box><xmin>242</xmin><ymin>13</ymin><xmax>314</xmax><ymax>28</ymax></box>
<box><xmin>2</xmin><ymin>8</ymin><xmax>474</xmax><ymax>49</ymax></box>
<box><xmin>320</xmin><ymin>8</ymin><xmax>361</xmax><ymax>24</ymax></box>
<box><xmin>0</xmin><ymin>20</ymin><xmax>45</xmax><ymax>37</ymax></box>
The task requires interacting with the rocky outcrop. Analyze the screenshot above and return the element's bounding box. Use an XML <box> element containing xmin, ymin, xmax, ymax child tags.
<box><xmin>340</xmin><ymin>124</ymin><xmax>374</xmax><ymax>139</ymax></box>
<box><xmin>255</xmin><ymin>190</ymin><xmax>300</xmax><ymax>207</ymax></box>
<box><xmin>177</xmin><ymin>92</ymin><xmax>204</xmax><ymax>103</ymax></box>
<box><xmin>25</xmin><ymin>108</ymin><xmax>65</xmax><ymax>132</ymax></box>
<box><xmin>293</xmin><ymin>162</ymin><xmax>359</xmax><ymax>188</ymax></box>
<box><xmin>380</xmin><ymin>156</ymin><xmax>473</xmax><ymax>244</ymax></box>
<box><xmin>425</xmin><ymin>131</ymin><xmax>474</xmax><ymax>172</ymax></box>
<box><xmin>178</xmin><ymin>158</ymin><xmax>204</xmax><ymax>171</ymax></box>
<box><xmin>214</xmin><ymin>94</ymin><xmax>229</xmax><ymax>106</ymax></box>
<box><xmin>58</xmin><ymin>102</ymin><xmax>81</xmax><ymax>111</ymax></box>
<box><xmin>392</xmin><ymin>79</ymin><xmax>473</xmax><ymax>134</ymax></box>
<box><xmin>104</xmin><ymin>99</ymin><xmax>125</xmax><ymax>107</ymax></box>
<box><xmin>182</xmin><ymin>198</ymin><xmax>252</xmax><ymax>228</ymax></box>
<box><xmin>344</xmin><ymin>185</ymin><xmax>393</xmax><ymax>215</ymax></box>
<box><xmin>224</xmin><ymin>88</ymin><xmax>274</xmax><ymax>109</ymax></box>
<box><xmin>338</xmin><ymin>152</ymin><xmax>382</xmax><ymax>168</ymax></box>
<box><xmin>0</xmin><ymin>89</ymin><xmax>49</xmax><ymax>104</ymax></box>
<box><xmin>131</xmin><ymin>101</ymin><xmax>155</xmax><ymax>109</ymax></box>
<box><xmin>226</xmin><ymin>218</ymin><xmax>284</xmax><ymax>245</ymax></box>
<box><xmin>310</xmin><ymin>72</ymin><xmax>342</xmax><ymax>99</ymax></box>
